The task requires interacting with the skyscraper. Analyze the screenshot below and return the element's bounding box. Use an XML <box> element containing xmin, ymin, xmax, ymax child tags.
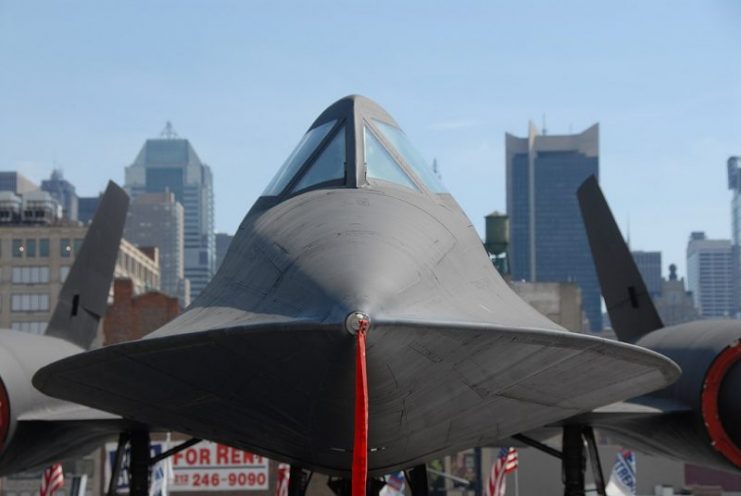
<box><xmin>686</xmin><ymin>232</ymin><xmax>735</xmax><ymax>318</ymax></box>
<box><xmin>631</xmin><ymin>251</ymin><xmax>662</xmax><ymax>296</ymax></box>
<box><xmin>125</xmin><ymin>123</ymin><xmax>215</xmax><ymax>300</ymax></box>
<box><xmin>124</xmin><ymin>192</ymin><xmax>190</xmax><ymax>308</ymax></box>
<box><xmin>77</xmin><ymin>195</ymin><xmax>101</xmax><ymax>224</ymax></box>
<box><xmin>506</xmin><ymin>122</ymin><xmax>602</xmax><ymax>331</ymax></box>
<box><xmin>41</xmin><ymin>169</ymin><xmax>79</xmax><ymax>221</ymax></box>
<box><xmin>726</xmin><ymin>155</ymin><xmax>741</xmax><ymax>315</ymax></box>
<box><xmin>727</xmin><ymin>156</ymin><xmax>741</xmax><ymax>245</ymax></box>
<box><xmin>215</xmin><ymin>232</ymin><xmax>233</xmax><ymax>272</ymax></box>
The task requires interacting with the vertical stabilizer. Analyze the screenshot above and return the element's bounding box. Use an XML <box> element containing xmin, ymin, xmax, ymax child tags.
<box><xmin>577</xmin><ymin>176</ymin><xmax>663</xmax><ymax>342</ymax></box>
<box><xmin>45</xmin><ymin>182</ymin><xmax>129</xmax><ymax>349</ymax></box>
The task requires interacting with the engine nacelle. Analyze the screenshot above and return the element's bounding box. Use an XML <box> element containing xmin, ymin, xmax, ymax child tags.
<box><xmin>635</xmin><ymin>320</ymin><xmax>741</xmax><ymax>470</ymax></box>
<box><xmin>0</xmin><ymin>330</ymin><xmax>103</xmax><ymax>474</ymax></box>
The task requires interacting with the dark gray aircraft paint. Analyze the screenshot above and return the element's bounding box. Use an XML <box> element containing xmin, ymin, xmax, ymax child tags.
<box><xmin>35</xmin><ymin>96</ymin><xmax>679</xmax><ymax>477</ymax></box>
<box><xmin>0</xmin><ymin>182</ymin><xmax>129</xmax><ymax>474</ymax></box>
<box><xmin>575</xmin><ymin>176</ymin><xmax>741</xmax><ymax>472</ymax></box>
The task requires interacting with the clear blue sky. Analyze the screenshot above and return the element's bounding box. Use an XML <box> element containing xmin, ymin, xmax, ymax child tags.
<box><xmin>1</xmin><ymin>1</ymin><xmax>739</xmax><ymax>279</ymax></box>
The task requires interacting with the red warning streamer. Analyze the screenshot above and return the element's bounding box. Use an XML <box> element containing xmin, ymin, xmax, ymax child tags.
<box><xmin>353</xmin><ymin>320</ymin><xmax>369</xmax><ymax>496</ymax></box>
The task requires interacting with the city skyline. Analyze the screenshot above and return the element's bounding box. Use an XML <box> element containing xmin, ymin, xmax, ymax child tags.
<box><xmin>1</xmin><ymin>1</ymin><xmax>739</xmax><ymax>280</ymax></box>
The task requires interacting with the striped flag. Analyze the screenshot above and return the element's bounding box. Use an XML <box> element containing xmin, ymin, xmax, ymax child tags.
<box><xmin>606</xmin><ymin>450</ymin><xmax>636</xmax><ymax>496</ymax></box>
<box><xmin>380</xmin><ymin>471</ymin><xmax>405</xmax><ymax>496</ymax></box>
<box><xmin>40</xmin><ymin>464</ymin><xmax>64</xmax><ymax>496</ymax></box>
<box><xmin>488</xmin><ymin>448</ymin><xmax>518</xmax><ymax>496</ymax></box>
<box><xmin>276</xmin><ymin>463</ymin><xmax>290</xmax><ymax>496</ymax></box>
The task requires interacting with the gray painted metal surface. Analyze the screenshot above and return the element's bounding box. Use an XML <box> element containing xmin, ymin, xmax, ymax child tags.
<box><xmin>34</xmin><ymin>96</ymin><xmax>679</xmax><ymax>476</ymax></box>
<box><xmin>572</xmin><ymin>177</ymin><xmax>741</xmax><ymax>472</ymax></box>
<box><xmin>46</xmin><ymin>181</ymin><xmax>129</xmax><ymax>349</ymax></box>
<box><xmin>577</xmin><ymin>176</ymin><xmax>663</xmax><ymax>343</ymax></box>
<box><xmin>0</xmin><ymin>182</ymin><xmax>129</xmax><ymax>474</ymax></box>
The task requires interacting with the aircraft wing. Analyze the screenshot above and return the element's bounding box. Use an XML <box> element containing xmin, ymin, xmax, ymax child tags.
<box><xmin>35</xmin><ymin>319</ymin><xmax>679</xmax><ymax>475</ymax></box>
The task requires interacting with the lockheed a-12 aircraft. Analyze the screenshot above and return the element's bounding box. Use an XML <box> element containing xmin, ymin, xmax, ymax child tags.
<box><xmin>0</xmin><ymin>182</ymin><xmax>130</xmax><ymax>474</ymax></box>
<box><xmin>34</xmin><ymin>96</ymin><xmax>679</xmax><ymax>496</ymax></box>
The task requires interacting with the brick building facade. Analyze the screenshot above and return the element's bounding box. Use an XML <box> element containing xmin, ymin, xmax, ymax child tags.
<box><xmin>103</xmin><ymin>278</ymin><xmax>179</xmax><ymax>345</ymax></box>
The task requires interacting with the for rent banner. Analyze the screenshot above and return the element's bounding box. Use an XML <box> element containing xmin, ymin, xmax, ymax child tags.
<box><xmin>105</xmin><ymin>441</ymin><xmax>269</xmax><ymax>492</ymax></box>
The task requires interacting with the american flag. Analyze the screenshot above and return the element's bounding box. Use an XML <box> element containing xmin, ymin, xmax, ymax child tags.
<box><xmin>276</xmin><ymin>463</ymin><xmax>290</xmax><ymax>496</ymax></box>
<box><xmin>488</xmin><ymin>447</ymin><xmax>518</xmax><ymax>496</ymax></box>
<box><xmin>40</xmin><ymin>464</ymin><xmax>64</xmax><ymax>496</ymax></box>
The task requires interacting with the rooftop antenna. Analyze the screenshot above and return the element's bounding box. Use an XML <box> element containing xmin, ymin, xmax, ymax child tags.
<box><xmin>160</xmin><ymin>121</ymin><xmax>179</xmax><ymax>139</ymax></box>
<box><xmin>542</xmin><ymin>114</ymin><xmax>547</xmax><ymax>135</ymax></box>
<box><xmin>432</xmin><ymin>158</ymin><xmax>442</xmax><ymax>180</ymax></box>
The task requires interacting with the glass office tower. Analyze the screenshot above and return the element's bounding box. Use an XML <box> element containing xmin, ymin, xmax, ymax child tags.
<box><xmin>506</xmin><ymin>122</ymin><xmax>602</xmax><ymax>331</ymax></box>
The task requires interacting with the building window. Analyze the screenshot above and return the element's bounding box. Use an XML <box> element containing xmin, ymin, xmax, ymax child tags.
<box><xmin>60</xmin><ymin>238</ymin><xmax>72</xmax><ymax>258</ymax></box>
<box><xmin>26</xmin><ymin>239</ymin><xmax>36</xmax><ymax>258</ymax></box>
<box><xmin>12</xmin><ymin>266</ymin><xmax>50</xmax><ymax>284</ymax></box>
<box><xmin>12</xmin><ymin>239</ymin><xmax>24</xmax><ymax>257</ymax></box>
<box><xmin>39</xmin><ymin>238</ymin><xmax>49</xmax><ymax>257</ymax></box>
<box><xmin>11</xmin><ymin>321</ymin><xmax>47</xmax><ymax>335</ymax></box>
<box><xmin>60</xmin><ymin>266</ymin><xmax>71</xmax><ymax>283</ymax></box>
<box><xmin>74</xmin><ymin>238</ymin><xmax>83</xmax><ymax>255</ymax></box>
<box><xmin>11</xmin><ymin>293</ymin><xmax>50</xmax><ymax>312</ymax></box>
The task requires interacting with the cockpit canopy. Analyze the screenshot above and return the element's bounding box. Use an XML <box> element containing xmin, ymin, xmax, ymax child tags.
<box><xmin>261</xmin><ymin>95</ymin><xmax>446</xmax><ymax>198</ymax></box>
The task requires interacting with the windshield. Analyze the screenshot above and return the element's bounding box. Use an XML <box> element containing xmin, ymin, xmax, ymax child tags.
<box><xmin>262</xmin><ymin>120</ymin><xmax>336</xmax><ymax>196</ymax></box>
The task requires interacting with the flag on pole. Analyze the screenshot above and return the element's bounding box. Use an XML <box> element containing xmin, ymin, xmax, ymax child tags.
<box><xmin>40</xmin><ymin>464</ymin><xmax>64</xmax><ymax>496</ymax></box>
<box><xmin>380</xmin><ymin>471</ymin><xmax>405</xmax><ymax>496</ymax></box>
<box><xmin>488</xmin><ymin>448</ymin><xmax>518</xmax><ymax>496</ymax></box>
<box><xmin>276</xmin><ymin>463</ymin><xmax>290</xmax><ymax>496</ymax></box>
<box><xmin>149</xmin><ymin>458</ymin><xmax>171</xmax><ymax>496</ymax></box>
<box><xmin>605</xmin><ymin>450</ymin><xmax>636</xmax><ymax>496</ymax></box>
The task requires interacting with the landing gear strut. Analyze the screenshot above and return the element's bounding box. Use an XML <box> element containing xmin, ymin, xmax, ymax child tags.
<box><xmin>514</xmin><ymin>424</ymin><xmax>606</xmax><ymax>496</ymax></box>
<box><xmin>106</xmin><ymin>430</ymin><xmax>202</xmax><ymax>496</ymax></box>
<box><xmin>404</xmin><ymin>464</ymin><xmax>429</xmax><ymax>496</ymax></box>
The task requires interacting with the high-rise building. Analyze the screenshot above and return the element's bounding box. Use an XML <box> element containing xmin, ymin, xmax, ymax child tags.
<box><xmin>632</xmin><ymin>251</ymin><xmax>662</xmax><ymax>296</ymax></box>
<box><xmin>125</xmin><ymin>123</ymin><xmax>215</xmax><ymax>300</ymax></box>
<box><xmin>215</xmin><ymin>232</ymin><xmax>233</xmax><ymax>272</ymax></box>
<box><xmin>506</xmin><ymin>122</ymin><xmax>602</xmax><ymax>331</ymax></box>
<box><xmin>78</xmin><ymin>195</ymin><xmax>101</xmax><ymax>224</ymax></box>
<box><xmin>726</xmin><ymin>155</ymin><xmax>741</xmax><ymax>316</ymax></box>
<box><xmin>686</xmin><ymin>232</ymin><xmax>735</xmax><ymax>318</ymax></box>
<box><xmin>41</xmin><ymin>169</ymin><xmax>79</xmax><ymax>221</ymax></box>
<box><xmin>0</xmin><ymin>171</ymin><xmax>38</xmax><ymax>194</ymax></box>
<box><xmin>124</xmin><ymin>192</ymin><xmax>190</xmax><ymax>308</ymax></box>
<box><xmin>727</xmin><ymin>156</ymin><xmax>741</xmax><ymax>244</ymax></box>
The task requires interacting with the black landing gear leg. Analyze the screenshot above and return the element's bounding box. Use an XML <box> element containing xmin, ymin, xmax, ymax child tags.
<box><xmin>289</xmin><ymin>466</ymin><xmax>313</xmax><ymax>496</ymax></box>
<box><xmin>405</xmin><ymin>465</ymin><xmax>429</xmax><ymax>496</ymax></box>
<box><xmin>561</xmin><ymin>425</ymin><xmax>606</xmax><ymax>496</ymax></box>
<box><xmin>129</xmin><ymin>430</ymin><xmax>152</xmax><ymax>496</ymax></box>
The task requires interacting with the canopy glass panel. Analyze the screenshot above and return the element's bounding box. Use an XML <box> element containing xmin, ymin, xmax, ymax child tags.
<box><xmin>373</xmin><ymin>119</ymin><xmax>447</xmax><ymax>193</ymax></box>
<box><xmin>292</xmin><ymin>127</ymin><xmax>346</xmax><ymax>193</ymax></box>
<box><xmin>364</xmin><ymin>127</ymin><xmax>418</xmax><ymax>191</ymax></box>
<box><xmin>262</xmin><ymin>120</ymin><xmax>337</xmax><ymax>196</ymax></box>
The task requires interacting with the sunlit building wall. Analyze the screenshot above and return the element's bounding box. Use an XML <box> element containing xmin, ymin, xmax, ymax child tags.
<box><xmin>686</xmin><ymin>232</ymin><xmax>735</xmax><ymax>318</ymax></box>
